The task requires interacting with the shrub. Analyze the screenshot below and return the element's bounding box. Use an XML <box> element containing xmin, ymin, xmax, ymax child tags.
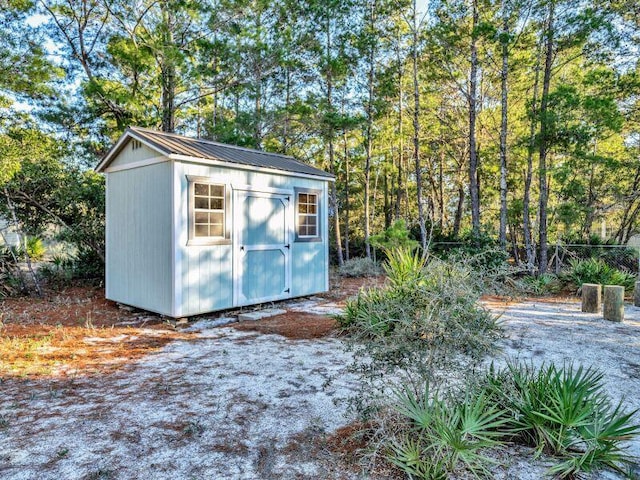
<box><xmin>521</xmin><ymin>273</ymin><xmax>562</xmax><ymax>296</ymax></box>
<box><xmin>369</xmin><ymin>219</ymin><xmax>419</xmax><ymax>251</ymax></box>
<box><xmin>385</xmin><ymin>362</ymin><xmax>640</xmax><ymax>479</ymax></box>
<box><xmin>25</xmin><ymin>236</ymin><xmax>46</xmax><ymax>261</ymax></box>
<box><xmin>481</xmin><ymin>361</ymin><xmax>640</xmax><ymax>478</ymax></box>
<box><xmin>389</xmin><ymin>384</ymin><xmax>509</xmax><ymax>478</ymax></box>
<box><xmin>0</xmin><ymin>246</ymin><xmax>24</xmax><ymax>298</ymax></box>
<box><xmin>563</xmin><ymin>258</ymin><xmax>636</xmax><ymax>291</ymax></box>
<box><xmin>337</xmin><ymin>247</ymin><xmax>502</xmax><ymax>416</ymax></box>
<box><xmin>338</xmin><ymin>257</ymin><xmax>383</xmax><ymax>278</ymax></box>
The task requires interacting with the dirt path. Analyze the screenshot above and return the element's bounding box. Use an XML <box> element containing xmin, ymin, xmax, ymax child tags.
<box><xmin>496</xmin><ymin>299</ymin><xmax>640</xmax><ymax>468</ymax></box>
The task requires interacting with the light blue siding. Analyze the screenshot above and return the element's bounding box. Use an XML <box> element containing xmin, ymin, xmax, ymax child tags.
<box><xmin>291</xmin><ymin>242</ymin><xmax>327</xmax><ymax>297</ymax></box>
<box><xmin>175</xmin><ymin>161</ymin><xmax>329</xmax><ymax>317</ymax></box>
<box><xmin>105</xmin><ymin>162</ymin><xmax>173</xmax><ymax>315</ymax></box>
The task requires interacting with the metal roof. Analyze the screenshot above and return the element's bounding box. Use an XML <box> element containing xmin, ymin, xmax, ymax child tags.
<box><xmin>98</xmin><ymin>126</ymin><xmax>334</xmax><ymax>179</ymax></box>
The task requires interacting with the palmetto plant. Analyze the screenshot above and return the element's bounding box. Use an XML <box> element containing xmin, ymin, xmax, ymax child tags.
<box><xmin>389</xmin><ymin>384</ymin><xmax>509</xmax><ymax>479</ymax></box>
<box><xmin>564</xmin><ymin>258</ymin><xmax>636</xmax><ymax>291</ymax></box>
<box><xmin>484</xmin><ymin>361</ymin><xmax>640</xmax><ymax>478</ymax></box>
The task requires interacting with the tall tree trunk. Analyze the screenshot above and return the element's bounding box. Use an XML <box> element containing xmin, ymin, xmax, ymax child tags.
<box><xmin>468</xmin><ymin>0</ymin><xmax>481</xmax><ymax>240</ymax></box>
<box><xmin>411</xmin><ymin>0</ymin><xmax>427</xmax><ymax>250</ymax></box>
<box><xmin>160</xmin><ymin>2</ymin><xmax>176</xmax><ymax>133</ymax></box>
<box><xmin>363</xmin><ymin>1</ymin><xmax>376</xmax><ymax>258</ymax></box>
<box><xmin>325</xmin><ymin>17</ymin><xmax>344</xmax><ymax>266</ymax></box>
<box><xmin>453</xmin><ymin>176</ymin><xmax>465</xmax><ymax>238</ymax></box>
<box><xmin>253</xmin><ymin>11</ymin><xmax>263</xmax><ymax>149</ymax></box>
<box><xmin>538</xmin><ymin>0</ymin><xmax>555</xmax><ymax>275</ymax></box>
<box><xmin>523</xmin><ymin>41</ymin><xmax>542</xmax><ymax>272</ymax></box>
<box><xmin>395</xmin><ymin>26</ymin><xmax>405</xmax><ymax>220</ymax></box>
<box><xmin>283</xmin><ymin>65</ymin><xmax>291</xmax><ymax>154</ymax></box>
<box><xmin>498</xmin><ymin>0</ymin><xmax>509</xmax><ymax>249</ymax></box>
<box><xmin>439</xmin><ymin>147</ymin><xmax>445</xmax><ymax>229</ymax></box>
<box><xmin>343</xmin><ymin>129</ymin><xmax>350</xmax><ymax>260</ymax></box>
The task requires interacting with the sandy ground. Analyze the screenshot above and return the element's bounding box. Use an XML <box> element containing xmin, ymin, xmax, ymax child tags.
<box><xmin>1</xmin><ymin>296</ymin><xmax>639</xmax><ymax>479</ymax></box>
<box><xmin>496</xmin><ymin>299</ymin><xmax>640</xmax><ymax>472</ymax></box>
<box><xmin>0</xmin><ymin>325</ymin><xmax>359</xmax><ymax>480</ymax></box>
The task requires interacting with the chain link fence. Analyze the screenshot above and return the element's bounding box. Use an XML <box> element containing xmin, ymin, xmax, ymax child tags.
<box><xmin>430</xmin><ymin>242</ymin><xmax>640</xmax><ymax>275</ymax></box>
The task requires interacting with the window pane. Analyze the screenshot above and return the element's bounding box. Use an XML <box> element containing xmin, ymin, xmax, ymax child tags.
<box><xmin>195</xmin><ymin>212</ymin><xmax>208</xmax><ymax>223</ymax></box>
<box><xmin>210</xmin><ymin>224</ymin><xmax>224</xmax><ymax>237</ymax></box>
<box><xmin>299</xmin><ymin>193</ymin><xmax>307</xmax><ymax>203</ymax></box>
<box><xmin>194</xmin><ymin>224</ymin><xmax>208</xmax><ymax>237</ymax></box>
<box><xmin>308</xmin><ymin>194</ymin><xmax>317</xmax><ymax>205</ymax></box>
<box><xmin>210</xmin><ymin>185</ymin><xmax>224</xmax><ymax>197</ymax></box>
<box><xmin>307</xmin><ymin>203</ymin><xmax>316</xmax><ymax>214</ymax></box>
<box><xmin>195</xmin><ymin>196</ymin><xmax>209</xmax><ymax>209</ymax></box>
<box><xmin>299</xmin><ymin>203</ymin><xmax>308</xmax><ymax>214</ymax></box>
<box><xmin>211</xmin><ymin>198</ymin><xmax>224</xmax><ymax>210</ymax></box>
<box><xmin>299</xmin><ymin>225</ymin><xmax>308</xmax><ymax>236</ymax></box>
<box><xmin>195</xmin><ymin>183</ymin><xmax>208</xmax><ymax>196</ymax></box>
<box><xmin>307</xmin><ymin>225</ymin><xmax>317</xmax><ymax>236</ymax></box>
<box><xmin>210</xmin><ymin>212</ymin><xmax>223</xmax><ymax>224</ymax></box>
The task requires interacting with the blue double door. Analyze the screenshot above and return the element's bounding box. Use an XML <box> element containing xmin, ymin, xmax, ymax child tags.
<box><xmin>233</xmin><ymin>189</ymin><xmax>292</xmax><ymax>306</ymax></box>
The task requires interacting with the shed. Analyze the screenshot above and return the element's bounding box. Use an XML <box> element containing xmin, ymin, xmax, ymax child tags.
<box><xmin>96</xmin><ymin>127</ymin><xmax>334</xmax><ymax>318</ymax></box>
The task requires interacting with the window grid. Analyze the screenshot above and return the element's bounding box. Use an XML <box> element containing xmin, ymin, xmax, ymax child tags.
<box><xmin>297</xmin><ymin>193</ymin><xmax>318</xmax><ymax>238</ymax></box>
<box><xmin>193</xmin><ymin>183</ymin><xmax>225</xmax><ymax>238</ymax></box>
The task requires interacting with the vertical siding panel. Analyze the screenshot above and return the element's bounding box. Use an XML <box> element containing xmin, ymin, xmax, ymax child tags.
<box><xmin>105</xmin><ymin>162</ymin><xmax>172</xmax><ymax>315</ymax></box>
<box><xmin>175</xmin><ymin>161</ymin><xmax>329</xmax><ymax>315</ymax></box>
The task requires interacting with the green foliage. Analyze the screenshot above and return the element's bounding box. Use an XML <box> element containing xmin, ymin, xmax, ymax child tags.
<box><xmin>369</xmin><ymin>220</ymin><xmax>419</xmax><ymax>252</ymax></box>
<box><xmin>0</xmin><ymin>246</ymin><xmax>24</xmax><ymax>298</ymax></box>
<box><xmin>338</xmin><ymin>257</ymin><xmax>383</xmax><ymax>278</ymax></box>
<box><xmin>386</xmin><ymin>362</ymin><xmax>640</xmax><ymax>479</ymax></box>
<box><xmin>521</xmin><ymin>273</ymin><xmax>562</xmax><ymax>296</ymax></box>
<box><xmin>25</xmin><ymin>236</ymin><xmax>45</xmax><ymax>261</ymax></box>
<box><xmin>1</xmin><ymin>142</ymin><xmax>105</xmax><ymax>280</ymax></box>
<box><xmin>389</xmin><ymin>385</ymin><xmax>508</xmax><ymax>478</ymax></box>
<box><xmin>338</xmin><ymin>247</ymin><xmax>502</xmax><ymax>415</ymax></box>
<box><xmin>481</xmin><ymin>361</ymin><xmax>640</xmax><ymax>478</ymax></box>
<box><xmin>563</xmin><ymin>258</ymin><xmax>636</xmax><ymax>291</ymax></box>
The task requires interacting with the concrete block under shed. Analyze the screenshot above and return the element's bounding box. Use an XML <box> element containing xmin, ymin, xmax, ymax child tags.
<box><xmin>237</xmin><ymin>309</ymin><xmax>287</xmax><ymax>322</ymax></box>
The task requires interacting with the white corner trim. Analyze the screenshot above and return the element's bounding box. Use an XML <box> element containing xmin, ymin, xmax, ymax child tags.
<box><xmin>104</xmin><ymin>156</ymin><xmax>169</xmax><ymax>173</ymax></box>
<box><xmin>170</xmin><ymin>154</ymin><xmax>335</xmax><ymax>182</ymax></box>
<box><xmin>171</xmin><ymin>160</ymin><xmax>183</xmax><ymax>318</ymax></box>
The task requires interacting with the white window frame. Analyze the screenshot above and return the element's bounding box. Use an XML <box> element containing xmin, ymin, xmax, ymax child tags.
<box><xmin>294</xmin><ymin>188</ymin><xmax>321</xmax><ymax>242</ymax></box>
<box><xmin>187</xmin><ymin>176</ymin><xmax>231</xmax><ymax>246</ymax></box>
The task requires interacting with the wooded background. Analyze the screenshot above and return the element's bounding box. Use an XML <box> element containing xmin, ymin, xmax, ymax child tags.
<box><xmin>1</xmin><ymin>0</ymin><xmax>639</xmax><ymax>273</ymax></box>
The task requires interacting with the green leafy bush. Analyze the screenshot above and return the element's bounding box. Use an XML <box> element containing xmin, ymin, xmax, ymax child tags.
<box><xmin>25</xmin><ymin>236</ymin><xmax>45</xmax><ymax>261</ymax></box>
<box><xmin>521</xmin><ymin>273</ymin><xmax>562</xmax><ymax>296</ymax></box>
<box><xmin>389</xmin><ymin>384</ymin><xmax>509</xmax><ymax>478</ymax></box>
<box><xmin>482</xmin><ymin>361</ymin><xmax>640</xmax><ymax>478</ymax></box>
<box><xmin>386</xmin><ymin>362</ymin><xmax>639</xmax><ymax>479</ymax></box>
<box><xmin>337</xmin><ymin>247</ymin><xmax>502</xmax><ymax>415</ymax></box>
<box><xmin>563</xmin><ymin>258</ymin><xmax>636</xmax><ymax>291</ymax></box>
<box><xmin>338</xmin><ymin>257</ymin><xmax>383</xmax><ymax>278</ymax></box>
<box><xmin>369</xmin><ymin>219</ymin><xmax>419</xmax><ymax>251</ymax></box>
<box><xmin>0</xmin><ymin>246</ymin><xmax>24</xmax><ymax>298</ymax></box>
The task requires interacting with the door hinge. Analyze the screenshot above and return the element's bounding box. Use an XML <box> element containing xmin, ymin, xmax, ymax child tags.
<box><xmin>284</xmin><ymin>244</ymin><xmax>290</xmax><ymax>249</ymax></box>
<box><xmin>284</xmin><ymin>288</ymin><xmax>290</xmax><ymax>293</ymax></box>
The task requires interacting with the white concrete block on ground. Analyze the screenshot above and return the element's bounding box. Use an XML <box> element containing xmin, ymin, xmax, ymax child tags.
<box><xmin>237</xmin><ymin>308</ymin><xmax>287</xmax><ymax>322</ymax></box>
